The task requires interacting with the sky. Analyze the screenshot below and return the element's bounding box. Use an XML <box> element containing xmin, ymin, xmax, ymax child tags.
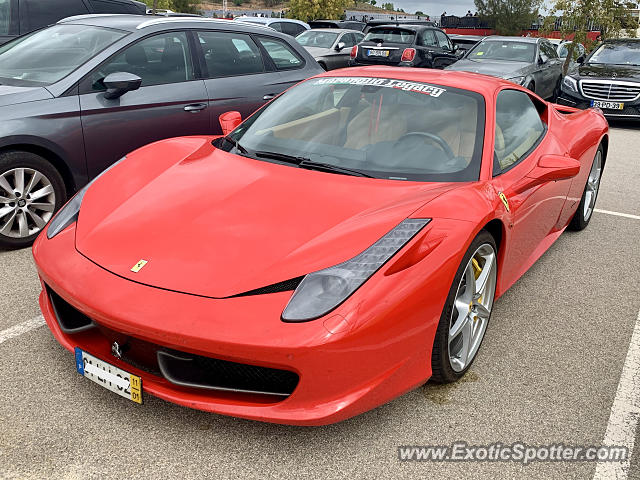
<box><xmin>391</xmin><ymin>0</ymin><xmax>477</xmax><ymax>17</ymax></box>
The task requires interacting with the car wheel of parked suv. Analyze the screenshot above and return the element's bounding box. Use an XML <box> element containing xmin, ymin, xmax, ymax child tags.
<box><xmin>0</xmin><ymin>151</ymin><xmax>65</xmax><ymax>249</ymax></box>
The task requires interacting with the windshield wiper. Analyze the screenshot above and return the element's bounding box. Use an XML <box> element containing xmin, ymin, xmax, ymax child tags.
<box><xmin>255</xmin><ymin>151</ymin><xmax>374</xmax><ymax>177</ymax></box>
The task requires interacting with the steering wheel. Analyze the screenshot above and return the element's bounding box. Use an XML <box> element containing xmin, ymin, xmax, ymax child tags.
<box><xmin>394</xmin><ymin>132</ymin><xmax>455</xmax><ymax>161</ymax></box>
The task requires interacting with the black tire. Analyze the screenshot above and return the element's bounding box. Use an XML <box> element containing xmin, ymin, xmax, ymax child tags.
<box><xmin>568</xmin><ymin>144</ymin><xmax>604</xmax><ymax>231</ymax></box>
<box><xmin>430</xmin><ymin>230</ymin><xmax>497</xmax><ymax>384</ymax></box>
<box><xmin>0</xmin><ymin>151</ymin><xmax>66</xmax><ymax>249</ymax></box>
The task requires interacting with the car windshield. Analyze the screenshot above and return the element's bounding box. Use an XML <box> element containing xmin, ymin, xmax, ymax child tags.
<box><xmin>296</xmin><ymin>31</ymin><xmax>339</xmax><ymax>48</ymax></box>
<box><xmin>588</xmin><ymin>42</ymin><xmax>640</xmax><ymax>66</ymax></box>
<box><xmin>363</xmin><ymin>28</ymin><xmax>415</xmax><ymax>44</ymax></box>
<box><xmin>0</xmin><ymin>24</ymin><xmax>127</xmax><ymax>86</ymax></box>
<box><xmin>223</xmin><ymin>77</ymin><xmax>485</xmax><ymax>182</ymax></box>
<box><xmin>467</xmin><ymin>40</ymin><xmax>536</xmax><ymax>62</ymax></box>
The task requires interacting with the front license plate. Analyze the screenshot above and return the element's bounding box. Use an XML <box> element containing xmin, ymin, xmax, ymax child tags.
<box><xmin>591</xmin><ymin>100</ymin><xmax>624</xmax><ymax>110</ymax></box>
<box><xmin>367</xmin><ymin>49</ymin><xmax>389</xmax><ymax>57</ymax></box>
<box><xmin>74</xmin><ymin>347</ymin><xmax>142</xmax><ymax>404</ymax></box>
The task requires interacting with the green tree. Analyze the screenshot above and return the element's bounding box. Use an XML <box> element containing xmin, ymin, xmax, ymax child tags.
<box><xmin>415</xmin><ymin>10</ymin><xmax>424</xmax><ymax>15</ymax></box>
<box><xmin>542</xmin><ymin>0</ymin><xmax>636</xmax><ymax>74</ymax></box>
<box><xmin>288</xmin><ymin>0</ymin><xmax>350</xmax><ymax>21</ymax></box>
<box><xmin>172</xmin><ymin>0</ymin><xmax>200</xmax><ymax>13</ymax></box>
<box><xmin>142</xmin><ymin>0</ymin><xmax>172</xmax><ymax>11</ymax></box>
<box><xmin>474</xmin><ymin>0</ymin><xmax>542</xmax><ymax>35</ymax></box>
<box><xmin>382</xmin><ymin>2</ymin><xmax>394</xmax><ymax>10</ymax></box>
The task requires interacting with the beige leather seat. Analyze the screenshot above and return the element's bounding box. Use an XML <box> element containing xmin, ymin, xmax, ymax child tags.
<box><xmin>344</xmin><ymin>103</ymin><xmax>408</xmax><ymax>150</ymax></box>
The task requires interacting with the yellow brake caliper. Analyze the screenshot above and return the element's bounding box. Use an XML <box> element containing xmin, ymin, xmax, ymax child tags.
<box><xmin>471</xmin><ymin>257</ymin><xmax>483</xmax><ymax>318</ymax></box>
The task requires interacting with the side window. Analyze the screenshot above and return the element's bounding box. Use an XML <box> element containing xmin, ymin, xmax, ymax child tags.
<box><xmin>541</xmin><ymin>41</ymin><xmax>557</xmax><ymax>59</ymax></box>
<box><xmin>341</xmin><ymin>33</ymin><xmax>355</xmax><ymax>48</ymax></box>
<box><xmin>21</xmin><ymin>0</ymin><xmax>88</xmax><ymax>31</ymax></box>
<box><xmin>282</xmin><ymin>23</ymin><xmax>305</xmax><ymax>37</ymax></box>
<box><xmin>89</xmin><ymin>31</ymin><xmax>194</xmax><ymax>91</ymax></box>
<box><xmin>354</xmin><ymin>32</ymin><xmax>364</xmax><ymax>44</ymax></box>
<box><xmin>257</xmin><ymin>36</ymin><xmax>304</xmax><ymax>70</ymax></box>
<box><xmin>419</xmin><ymin>30</ymin><xmax>437</xmax><ymax>47</ymax></box>
<box><xmin>197</xmin><ymin>31</ymin><xmax>264</xmax><ymax>77</ymax></box>
<box><xmin>269</xmin><ymin>22</ymin><xmax>284</xmax><ymax>33</ymax></box>
<box><xmin>434</xmin><ymin>31</ymin><xmax>452</xmax><ymax>50</ymax></box>
<box><xmin>494</xmin><ymin>90</ymin><xmax>545</xmax><ymax>173</ymax></box>
<box><xmin>0</xmin><ymin>0</ymin><xmax>10</xmax><ymax>35</ymax></box>
<box><xmin>90</xmin><ymin>0</ymin><xmax>137</xmax><ymax>13</ymax></box>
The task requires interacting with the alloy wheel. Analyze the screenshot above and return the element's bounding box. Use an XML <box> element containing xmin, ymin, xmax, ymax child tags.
<box><xmin>583</xmin><ymin>150</ymin><xmax>602</xmax><ymax>222</ymax></box>
<box><xmin>448</xmin><ymin>243</ymin><xmax>497</xmax><ymax>372</ymax></box>
<box><xmin>0</xmin><ymin>168</ymin><xmax>56</xmax><ymax>238</ymax></box>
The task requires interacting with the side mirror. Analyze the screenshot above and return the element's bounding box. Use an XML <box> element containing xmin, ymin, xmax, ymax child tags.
<box><xmin>576</xmin><ymin>55</ymin><xmax>585</xmax><ymax>64</ymax></box>
<box><xmin>219</xmin><ymin>111</ymin><xmax>242</xmax><ymax>136</ymax></box>
<box><xmin>103</xmin><ymin>72</ymin><xmax>142</xmax><ymax>100</ymax></box>
<box><xmin>335</xmin><ymin>41</ymin><xmax>346</xmax><ymax>51</ymax></box>
<box><xmin>455</xmin><ymin>48</ymin><xmax>465</xmax><ymax>58</ymax></box>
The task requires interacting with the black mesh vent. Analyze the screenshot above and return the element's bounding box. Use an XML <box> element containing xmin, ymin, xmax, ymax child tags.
<box><xmin>158</xmin><ymin>350</ymin><xmax>299</xmax><ymax>396</ymax></box>
<box><xmin>230</xmin><ymin>276</ymin><xmax>304</xmax><ymax>297</ymax></box>
<box><xmin>46</xmin><ymin>285</ymin><xmax>95</xmax><ymax>333</ymax></box>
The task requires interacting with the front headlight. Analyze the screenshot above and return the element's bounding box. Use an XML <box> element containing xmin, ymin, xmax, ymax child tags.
<box><xmin>281</xmin><ymin>218</ymin><xmax>430</xmax><ymax>322</ymax></box>
<box><xmin>505</xmin><ymin>76</ymin><xmax>526</xmax><ymax>85</ymax></box>
<box><xmin>562</xmin><ymin>76</ymin><xmax>578</xmax><ymax>93</ymax></box>
<box><xmin>46</xmin><ymin>156</ymin><xmax>126</xmax><ymax>239</ymax></box>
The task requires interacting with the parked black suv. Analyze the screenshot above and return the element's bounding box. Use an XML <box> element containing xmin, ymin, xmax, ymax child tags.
<box><xmin>350</xmin><ymin>24</ymin><xmax>458</xmax><ymax>69</ymax></box>
<box><xmin>0</xmin><ymin>0</ymin><xmax>146</xmax><ymax>45</ymax></box>
<box><xmin>557</xmin><ymin>39</ymin><xmax>640</xmax><ymax>119</ymax></box>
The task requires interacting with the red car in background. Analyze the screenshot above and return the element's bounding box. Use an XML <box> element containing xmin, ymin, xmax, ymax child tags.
<box><xmin>33</xmin><ymin>67</ymin><xmax>607</xmax><ymax>425</ymax></box>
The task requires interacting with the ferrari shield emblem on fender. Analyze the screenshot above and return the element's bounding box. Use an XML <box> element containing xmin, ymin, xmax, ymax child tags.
<box><xmin>498</xmin><ymin>192</ymin><xmax>510</xmax><ymax>212</ymax></box>
<box><xmin>131</xmin><ymin>259</ymin><xmax>148</xmax><ymax>273</ymax></box>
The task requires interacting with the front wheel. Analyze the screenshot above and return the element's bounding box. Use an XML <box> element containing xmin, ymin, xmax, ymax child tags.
<box><xmin>430</xmin><ymin>230</ymin><xmax>498</xmax><ymax>383</ymax></box>
<box><xmin>568</xmin><ymin>145</ymin><xmax>603</xmax><ymax>231</ymax></box>
<box><xmin>0</xmin><ymin>151</ymin><xmax>66</xmax><ymax>248</ymax></box>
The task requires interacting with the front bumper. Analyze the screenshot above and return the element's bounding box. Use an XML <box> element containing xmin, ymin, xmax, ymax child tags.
<box><xmin>32</xmin><ymin>224</ymin><xmax>455</xmax><ymax>425</ymax></box>
<box><xmin>558</xmin><ymin>88</ymin><xmax>640</xmax><ymax>119</ymax></box>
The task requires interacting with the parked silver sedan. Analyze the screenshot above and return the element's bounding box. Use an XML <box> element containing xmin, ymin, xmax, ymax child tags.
<box><xmin>446</xmin><ymin>36</ymin><xmax>564</xmax><ymax>100</ymax></box>
<box><xmin>296</xmin><ymin>28</ymin><xmax>364</xmax><ymax>70</ymax></box>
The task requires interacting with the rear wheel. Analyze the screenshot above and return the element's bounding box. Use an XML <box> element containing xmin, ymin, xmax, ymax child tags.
<box><xmin>431</xmin><ymin>231</ymin><xmax>497</xmax><ymax>383</ymax></box>
<box><xmin>0</xmin><ymin>151</ymin><xmax>65</xmax><ymax>248</ymax></box>
<box><xmin>568</xmin><ymin>145</ymin><xmax>603</xmax><ymax>231</ymax></box>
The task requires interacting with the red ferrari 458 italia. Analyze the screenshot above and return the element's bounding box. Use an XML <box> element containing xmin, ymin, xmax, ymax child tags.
<box><xmin>33</xmin><ymin>67</ymin><xmax>607</xmax><ymax>425</ymax></box>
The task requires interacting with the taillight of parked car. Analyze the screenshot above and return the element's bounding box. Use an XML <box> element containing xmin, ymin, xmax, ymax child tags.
<box><xmin>350</xmin><ymin>45</ymin><xmax>358</xmax><ymax>59</ymax></box>
<box><xmin>401</xmin><ymin>48</ymin><xmax>416</xmax><ymax>62</ymax></box>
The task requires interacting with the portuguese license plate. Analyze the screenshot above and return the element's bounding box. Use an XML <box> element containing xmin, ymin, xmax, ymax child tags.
<box><xmin>591</xmin><ymin>100</ymin><xmax>624</xmax><ymax>110</ymax></box>
<box><xmin>75</xmin><ymin>347</ymin><xmax>142</xmax><ymax>404</ymax></box>
<box><xmin>367</xmin><ymin>49</ymin><xmax>389</xmax><ymax>57</ymax></box>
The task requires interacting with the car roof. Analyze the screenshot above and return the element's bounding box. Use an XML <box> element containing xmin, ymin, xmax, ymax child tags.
<box><xmin>233</xmin><ymin>16</ymin><xmax>310</xmax><ymax>27</ymax></box>
<box><xmin>481</xmin><ymin>35</ymin><xmax>541</xmax><ymax>44</ymax></box>
<box><xmin>302</xmin><ymin>28</ymin><xmax>361</xmax><ymax>34</ymax></box>
<box><xmin>367</xmin><ymin>24</ymin><xmax>437</xmax><ymax>32</ymax></box>
<box><xmin>57</xmin><ymin>14</ymin><xmax>277</xmax><ymax>33</ymax></box>
<box><xmin>316</xmin><ymin>65</ymin><xmax>520</xmax><ymax>97</ymax></box>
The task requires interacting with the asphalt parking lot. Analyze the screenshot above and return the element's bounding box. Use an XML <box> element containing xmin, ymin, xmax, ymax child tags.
<box><xmin>1</xmin><ymin>124</ymin><xmax>639</xmax><ymax>479</ymax></box>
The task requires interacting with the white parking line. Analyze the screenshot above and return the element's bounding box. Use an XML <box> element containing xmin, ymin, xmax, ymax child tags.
<box><xmin>0</xmin><ymin>315</ymin><xmax>45</xmax><ymax>345</ymax></box>
<box><xmin>595</xmin><ymin>209</ymin><xmax>640</xmax><ymax>221</ymax></box>
<box><xmin>593</xmin><ymin>307</ymin><xmax>640</xmax><ymax>480</ymax></box>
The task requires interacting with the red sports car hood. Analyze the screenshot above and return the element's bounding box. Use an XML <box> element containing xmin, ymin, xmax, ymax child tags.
<box><xmin>76</xmin><ymin>137</ymin><xmax>455</xmax><ymax>298</ymax></box>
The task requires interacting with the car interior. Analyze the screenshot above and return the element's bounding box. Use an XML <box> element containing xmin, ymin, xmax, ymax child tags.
<box><xmin>249</xmin><ymin>83</ymin><xmax>482</xmax><ymax>180</ymax></box>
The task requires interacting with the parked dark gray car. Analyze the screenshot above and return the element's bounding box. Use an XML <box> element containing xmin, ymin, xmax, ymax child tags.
<box><xmin>296</xmin><ymin>28</ymin><xmax>364</xmax><ymax>70</ymax></box>
<box><xmin>446</xmin><ymin>36</ymin><xmax>564</xmax><ymax>100</ymax></box>
<box><xmin>0</xmin><ymin>0</ymin><xmax>146</xmax><ymax>45</ymax></box>
<box><xmin>0</xmin><ymin>15</ymin><xmax>323</xmax><ymax>247</ymax></box>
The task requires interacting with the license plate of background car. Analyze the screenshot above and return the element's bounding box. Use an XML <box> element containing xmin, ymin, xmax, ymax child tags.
<box><xmin>591</xmin><ymin>100</ymin><xmax>624</xmax><ymax>110</ymax></box>
<box><xmin>367</xmin><ymin>50</ymin><xmax>389</xmax><ymax>57</ymax></box>
<box><xmin>74</xmin><ymin>347</ymin><xmax>142</xmax><ymax>404</ymax></box>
